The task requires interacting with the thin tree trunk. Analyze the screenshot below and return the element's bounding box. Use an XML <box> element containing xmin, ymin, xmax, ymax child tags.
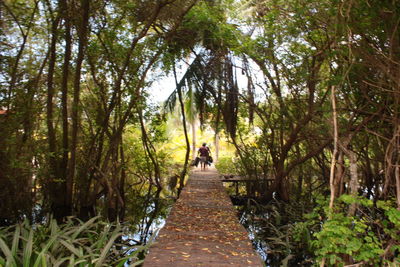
<box><xmin>337</xmin><ymin>151</ymin><xmax>345</xmax><ymax>196</ymax></box>
<box><xmin>329</xmin><ymin>85</ymin><xmax>339</xmax><ymax>210</ymax></box>
<box><xmin>60</xmin><ymin>0</ymin><xmax>71</xmax><ymax>186</ymax></box>
<box><xmin>396</xmin><ymin>165</ymin><xmax>400</xmax><ymax>210</ymax></box>
<box><xmin>347</xmin><ymin>150</ymin><xmax>359</xmax><ymax>216</ymax></box>
<box><xmin>119</xmin><ymin>143</ymin><xmax>126</xmax><ymax>220</ymax></box>
<box><xmin>67</xmin><ymin>0</ymin><xmax>90</xmax><ymax>213</ymax></box>
<box><xmin>174</xmin><ymin>64</ymin><xmax>191</xmax><ymax>196</ymax></box>
<box><xmin>4</xmin><ymin>1</ymin><xmax>39</xmax><ymax>110</ymax></box>
<box><xmin>215</xmin><ymin>132</ymin><xmax>219</xmax><ymax>162</ymax></box>
<box><xmin>192</xmin><ymin>119</ymin><xmax>197</xmax><ymax>160</ymax></box>
<box><xmin>46</xmin><ymin>12</ymin><xmax>60</xmax><ymax>178</ymax></box>
<box><xmin>48</xmin><ymin>0</ymin><xmax>72</xmax><ymax>221</ymax></box>
<box><xmin>138</xmin><ymin>109</ymin><xmax>161</xmax><ymax>188</ymax></box>
<box><xmin>296</xmin><ymin>144</ymin><xmax>303</xmax><ymax>201</ymax></box>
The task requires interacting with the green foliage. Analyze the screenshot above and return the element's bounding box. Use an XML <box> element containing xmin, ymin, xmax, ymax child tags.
<box><xmin>312</xmin><ymin>196</ymin><xmax>400</xmax><ymax>266</ymax></box>
<box><xmin>240</xmin><ymin>199</ymin><xmax>317</xmax><ymax>266</ymax></box>
<box><xmin>242</xmin><ymin>194</ymin><xmax>400</xmax><ymax>266</ymax></box>
<box><xmin>313</xmin><ymin>212</ymin><xmax>383</xmax><ymax>266</ymax></box>
<box><xmin>215</xmin><ymin>156</ymin><xmax>239</xmax><ymax>175</ymax></box>
<box><xmin>0</xmin><ymin>217</ymin><xmax>148</xmax><ymax>266</ymax></box>
<box><xmin>377</xmin><ymin>200</ymin><xmax>400</xmax><ymax>245</ymax></box>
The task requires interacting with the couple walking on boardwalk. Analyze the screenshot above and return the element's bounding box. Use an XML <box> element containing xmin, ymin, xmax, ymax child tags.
<box><xmin>197</xmin><ymin>143</ymin><xmax>212</xmax><ymax>171</ymax></box>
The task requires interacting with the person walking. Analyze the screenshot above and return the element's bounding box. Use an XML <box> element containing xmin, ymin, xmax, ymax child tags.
<box><xmin>197</xmin><ymin>143</ymin><xmax>211</xmax><ymax>171</ymax></box>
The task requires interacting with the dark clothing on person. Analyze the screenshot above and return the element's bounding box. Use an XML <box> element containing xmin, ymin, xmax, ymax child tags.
<box><xmin>198</xmin><ymin>146</ymin><xmax>210</xmax><ymax>157</ymax></box>
<box><xmin>197</xmin><ymin>145</ymin><xmax>211</xmax><ymax>170</ymax></box>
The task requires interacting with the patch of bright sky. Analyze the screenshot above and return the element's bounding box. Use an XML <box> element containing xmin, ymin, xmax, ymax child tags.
<box><xmin>146</xmin><ymin>50</ymin><xmax>267</xmax><ymax>105</ymax></box>
<box><xmin>147</xmin><ymin>72</ymin><xmax>176</xmax><ymax>105</ymax></box>
<box><xmin>147</xmin><ymin>54</ymin><xmax>196</xmax><ymax>105</ymax></box>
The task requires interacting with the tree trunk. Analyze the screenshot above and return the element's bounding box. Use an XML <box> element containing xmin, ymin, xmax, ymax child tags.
<box><xmin>67</xmin><ymin>0</ymin><xmax>90</xmax><ymax>213</ymax></box>
<box><xmin>50</xmin><ymin>0</ymin><xmax>72</xmax><ymax>221</ymax></box>
<box><xmin>6</xmin><ymin>1</ymin><xmax>39</xmax><ymax>110</ymax></box>
<box><xmin>174</xmin><ymin>64</ymin><xmax>191</xmax><ymax>197</ymax></box>
<box><xmin>347</xmin><ymin>150</ymin><xmax>359</xmax><ymax>216</ymax></box>
<box><xmin>336</xmin><ymin>151</ymin><xmax>345</xmax><ymax>197</ymax></box>
<box><xmin>396</xmin><ymin>165</ymin><xmax>400</xmax><ymax>210</ymax></box>
<box><xmin>215</xmin><ymin>132</ymin><xmax>220</xmax><ymax>162</ymax></box>
<box><xmin>138</xmin><ymin>109</ymin><xmax>161</xmax><ymax>188</ymax></box>
<box><xmin>119</xmin><ymin>143</ymin><xmax>126</xmax><ymax>220</ymax></box>
<box><xmin>192</xmin><ymin>119</ymin><xmax>197</xmax><ymax>160</ymax></box>
<box><xmin>275</xmin><ymin>162</ymin><xmax>290</xmax><ymax>201</ymax></box>
<box><xmin>46</xmin><ymin>12</ymin><xmax>59</xmax><ymax>182</ymax></box>
<box><xmin>329</xmin><ymin>85</ymin><xmax>339</xmax><ymax>210</ymax></box>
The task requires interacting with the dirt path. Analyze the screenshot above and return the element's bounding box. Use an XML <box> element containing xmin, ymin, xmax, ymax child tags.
<box><xmin>143</xmin><ymin>167</ymin><xmax>263</xmax><ymax>267</ymax></box>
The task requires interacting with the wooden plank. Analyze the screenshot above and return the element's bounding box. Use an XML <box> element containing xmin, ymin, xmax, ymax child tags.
<box><xmin>143</xmin><ymin>168</ymin><xmax>263</xmax><ymax>267</ymax></box>
<box><xmin>221</xmin><ymin>178</ymin><xmax>275</xmax><ymax>183</ymax></box>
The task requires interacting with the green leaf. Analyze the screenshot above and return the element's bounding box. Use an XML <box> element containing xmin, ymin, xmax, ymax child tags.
<box><xmin>23</xmin><ymin>228</ymin><xmax>33</xmax><ymax>267</ymax></box>
<box><xmin>11</xmin><ymin>225</ymin><xmax>20</xmax><ymax>260</ymax></box>
<box><xmin>71</xmin><ymin>216</ymin><xmax>100</xmax><ymax>239</ymax></box>
<box><xmin>59</xmin><ymin>239</ymin><xmax>82</xmax><ymax>257</ymax></box>
<box><xmin>32</xmin><ymin>233</ymin><xmax>59</xmax><ymax>267</ymax></box>
<box><xmin>95</xmin><ymin>228</ymin><xmax>122</xmax><ymax>267</ymax></box>
<box><xmin>0</xmin><ymin>237</ymin><xmax>16</xmax><ymax>267</ymax></box>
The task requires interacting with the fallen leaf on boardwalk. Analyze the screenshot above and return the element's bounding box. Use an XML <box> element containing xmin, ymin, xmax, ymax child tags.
<box><xmin>143</xmin><ymin>170</ymin><xmax>260</xmax><ymax>265</ymax></box>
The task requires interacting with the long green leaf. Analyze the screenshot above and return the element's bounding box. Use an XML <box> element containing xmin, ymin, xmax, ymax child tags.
<box><xmin>95</xmin><ymin>229</ymin><xmax>122</xmax><ymax>267</ymax></box>
<box><xmin>23</xmin><ymin>228</ymin><xmax>33</xmax><ymax>267</ymax></box>
<box><xmin>59</xmin><ymin>239</ymin><xmax>82</xmax><ymax>257</ymax></box>
<box><xmin>92</xmin><ymin>225</ymin><xmax>111</xmax><ymax>250</ymax></box>
<box><xmin>53</xmin><ymin>257</ymin><xmax>69</xmax><ymax>267</ymax></box>
<box><xmin>71</xmin><ymin>216</ymin><xmax>99</xmax><ymax>239</ymax></box>
<box><xmin>11</xmin><ymin>225</ymin><xmax>20</xmax><ymax>260</ymax></box>
<box><xmin>129</xmin><ymin>259</ymin><xmax>144</xmax><ymax>267</ymax></box>
<box><xmin>32</xmin><ymin>233</ymin><xmax>59</xmax><ymax>267</ymax></box>
<box><xmin>0</xmin><ymin>237</ymin><xmax>16</xmax><ymax>267</ymax></box>
<box><xmin>68</xmin><ymin>255</ymin><xmax>75</xmax><ymax>266</ymax></box>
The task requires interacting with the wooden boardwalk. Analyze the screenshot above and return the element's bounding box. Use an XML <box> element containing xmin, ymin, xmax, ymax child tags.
<box><xmin>143</xmin><ymin>168</ymin><xmax>263</xmax><ymax>267</ymax></box>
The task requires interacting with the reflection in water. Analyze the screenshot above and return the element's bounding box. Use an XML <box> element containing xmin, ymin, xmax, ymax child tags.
<box><xmin>223</xmin><ymin>182</ymin><xmax>271</xmax><ymax>265</ymax></box>
<box><xmin>236</xmin><ymin>200</ymin><xmax>313</xmax><ymax>267</ymax></box>
<box><xmin>237</xmin><ymin>204</ymin><xmax>270</xmax><ymax>265</ymax></box>
<box><xmin>123</xmin><ymin>183</ymin><xmax>175</xmax><ymax>263</ymax></box>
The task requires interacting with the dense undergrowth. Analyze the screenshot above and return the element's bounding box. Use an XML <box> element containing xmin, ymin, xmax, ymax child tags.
<box><xmin>239</xmin><ymin>196</ymin><xmax>400</xmax><ymax>266</ymax></box>
<box><xmin>0</xmin><ymin>216</ymin><xmax>148</xmax><ymax>266</ymax></box>
<box><xmin>216</xmin><ymin>159</ymin><xmax>400</xmax><ymax>266</ymax></box>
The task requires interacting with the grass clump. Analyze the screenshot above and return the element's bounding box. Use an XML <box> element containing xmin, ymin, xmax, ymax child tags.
<box><xmin>0</xmin><ymin>216</ymin><xmax>148</xmax><ymax>267</ymax></box>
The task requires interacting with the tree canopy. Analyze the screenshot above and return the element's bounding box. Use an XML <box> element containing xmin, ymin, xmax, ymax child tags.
<box><xmin>0</xmin><ymin>0</ymin><xmax>399</xmax><ymax>265</ymax></box>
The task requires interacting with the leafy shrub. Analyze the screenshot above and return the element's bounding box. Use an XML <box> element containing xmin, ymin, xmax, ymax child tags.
<box><xmin>215</xmin><ymin>156</ymin><xmax>239</xmax><ymax>175</ymax></box>
<box><xmin>239</xmin><ymin>194</ymin><xmax>400</xmax><ymax>266</ymax></box>
<box><xmin>0</xmin><ymin>216</ymin><xmax>149</xmax><ymax>266</ymax></box>
<box><xmin>312</xmin><ymin>195</ymin><xmax>400</xmax><ymax>266</ymax></box>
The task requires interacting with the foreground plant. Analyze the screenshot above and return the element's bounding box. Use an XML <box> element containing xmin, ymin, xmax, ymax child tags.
<box><xmin>312</xmin><ymin>196</ymin><xmax>400</xmax><ymax>266</ymax></box>
<box><xmin>0</xmin><ymin>216</ymin><xmax>149</xmax><ymax>267</ymax></box>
